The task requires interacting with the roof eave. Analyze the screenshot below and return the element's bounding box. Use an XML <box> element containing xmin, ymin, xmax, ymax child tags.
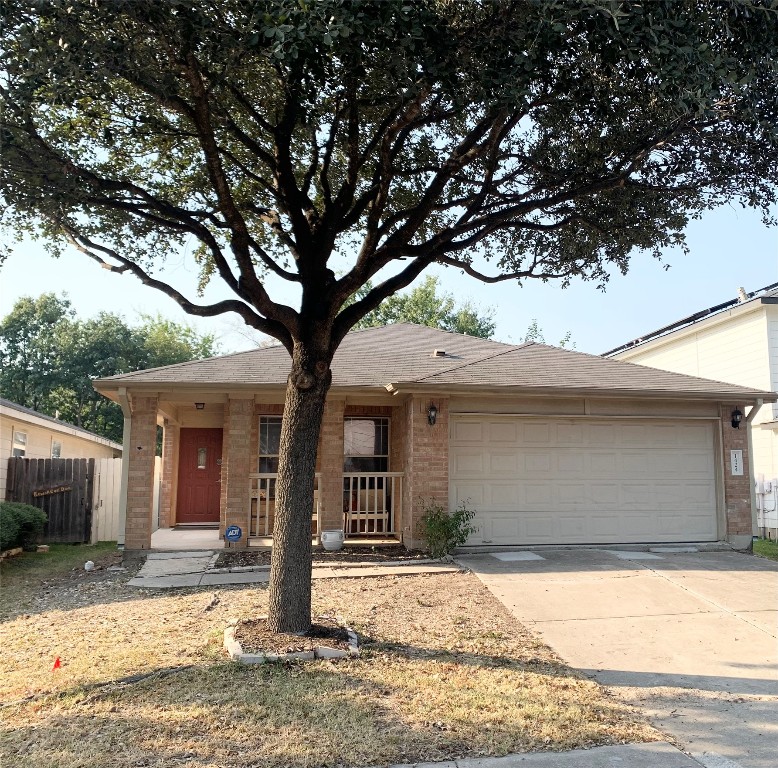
<box><xmin>385</xmin><ymin>382</ymin><xmax>777</xmax><ymax>404</ymax></box>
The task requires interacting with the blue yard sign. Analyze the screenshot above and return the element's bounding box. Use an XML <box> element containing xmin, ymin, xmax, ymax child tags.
<box><xmin>225</xmin><ymin>525</ymin><xmax>242</xmax><ymax>542</ymax></box>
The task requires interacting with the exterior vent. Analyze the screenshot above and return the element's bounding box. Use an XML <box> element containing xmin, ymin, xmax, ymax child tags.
<box><xmin>431</xmin><ymin>349</ymin><xmax>446</xmax><ymax>357</ymax></box>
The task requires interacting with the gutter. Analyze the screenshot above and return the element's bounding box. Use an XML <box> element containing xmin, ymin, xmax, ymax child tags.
<box><xmin>746</xmin><ymin>399</ymin><xmax>764</xmax><ymax>541</ymax></box>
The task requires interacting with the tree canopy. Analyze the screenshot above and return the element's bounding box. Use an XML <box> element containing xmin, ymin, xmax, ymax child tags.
<box><xmin>2</xmin><ymin>0</ymin><xmax>776</xmax><ymax>631</ymax></box>
<box><xmin>353</xmin><ymin>276</ymin><xmax>495</xmax><ymax>338</ymax></box>
<box><xmin>0</xmin><ymin>294</ymin><xmax>219</xmax><ymax>441</ymax></box>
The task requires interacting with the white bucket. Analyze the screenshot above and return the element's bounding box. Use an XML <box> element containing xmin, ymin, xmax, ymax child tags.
<box><xmin>320</xmin><ymin>529</ymin><xmax>345</xmax><ymax>552</ymax></box>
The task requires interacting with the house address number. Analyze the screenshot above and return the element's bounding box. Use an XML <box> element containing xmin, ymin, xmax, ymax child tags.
<box><xmin>730</xmin><ymin>450</ymin><xmax>743</xmax><ymax>476</ymax></box>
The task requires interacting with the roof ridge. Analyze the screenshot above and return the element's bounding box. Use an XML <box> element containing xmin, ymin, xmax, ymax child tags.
<box><xmin>413</xmin><ymin>341</ymin><xmax>529</xmax><ymax>382</ymax></box>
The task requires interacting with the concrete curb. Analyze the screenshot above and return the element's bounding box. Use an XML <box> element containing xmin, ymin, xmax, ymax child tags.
<box><xmin>386</xmin><ymin>742</ymin><xmax>702</xmax><ymax>767</ymax></box>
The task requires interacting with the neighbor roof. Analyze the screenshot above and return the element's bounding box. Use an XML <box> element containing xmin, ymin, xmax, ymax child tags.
<box><xmin>94</xmin><ymin>323</ymin><xmax>776</xmax><ymax>403</ymax></box>
<box><xmin>0</xmin><ymin>397</ymin><xmax>123</xmax><ymax>450</ymax></box>
<box><xmin>603</xmin><ymin>281</ymin><xmax>778</xmax><ymax>357</ymax></box>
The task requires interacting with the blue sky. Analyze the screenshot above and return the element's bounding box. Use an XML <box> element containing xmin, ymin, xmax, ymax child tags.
<box><xmin>1</xmin><ymin>202</ymin><xmax>776</xmax><ymax>356</ymax></box>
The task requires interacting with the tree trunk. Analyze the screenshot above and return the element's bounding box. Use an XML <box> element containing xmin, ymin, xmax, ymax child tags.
<box><xmin>267</xmin><ymin>343</ymin><xmax>332</xmax><ymax>633</ymax></box>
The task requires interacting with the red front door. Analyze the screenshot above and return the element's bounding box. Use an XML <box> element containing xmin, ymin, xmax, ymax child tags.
<box><xmin>176</xmin><ymin>428</ymin><xmax>223</xmax><ymax>524</ymax></box>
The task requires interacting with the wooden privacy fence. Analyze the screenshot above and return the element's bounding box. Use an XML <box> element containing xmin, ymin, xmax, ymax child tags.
<box><xmin>7</xmin><ymin>455</ymin><xmax>164</xmax><ymax>544</ymax></box>
<box><xmin>5</xmin><ymin>457</ymin><xmax>94</xmax><ymax>543</ymax></box>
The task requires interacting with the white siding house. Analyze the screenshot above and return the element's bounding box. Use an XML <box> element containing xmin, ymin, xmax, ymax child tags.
<box><xmin>607</xmin><ymin>284</ymin><xmax>778</xmax><ymax>537</ymax></box>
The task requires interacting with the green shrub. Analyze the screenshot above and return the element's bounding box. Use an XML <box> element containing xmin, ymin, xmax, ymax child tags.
<box><xmin>0</xmin><ymin>502</ymin><xmax>47</xmax><ymax>552</ymax></box>
<box><xmin>419</xmin><ymin>498</ymin><xmax>476</xmax><ymax>558</ymax></box>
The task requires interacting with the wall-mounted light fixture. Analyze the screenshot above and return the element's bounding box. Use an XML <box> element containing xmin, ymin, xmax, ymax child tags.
<box><xmin>195</xmin><ymin>402</ymin><xmax>205</xmax><ymax>410</ymax></box>
<box><xmin>731</xmin><ymin>408</ymin><xmax>743</xmax><ymax>429</ymax></box>
<box><xmin>427</xmin><ymin>403</ymin><xmax>438</xmax><ymax>426</ymax></box>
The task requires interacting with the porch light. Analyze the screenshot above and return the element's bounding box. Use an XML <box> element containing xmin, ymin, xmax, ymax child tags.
<box><xmin>731</xmin><ymin>408</ymin><xmax>742</xmax><ymax>429</ymax></box>
<box><xmin>195</xmin><ymin>402</ymin><xmax>205</xmax><ymax>410</ymax></box>
<box><xmin>427</xmin><ymin>403</ymin><xmax>438</xmax><ymax>426</ymax></box>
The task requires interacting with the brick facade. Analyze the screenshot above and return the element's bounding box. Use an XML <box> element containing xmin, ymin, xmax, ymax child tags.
<box><xmin>222</xmin><ymin>397</ymin><xmax>254</xmax><ymax>546</ymax></box>
<box><xmin>402</xmin><ymin>395</ymin><xmax>449</xmax><ymax>549</ymax></box>
<box><xmin>124</xmin><ymin>395</ymin><xmax>159</xmax><ymax>551</ymax></box>
<box><xmin>720</xmin><ymin>403</ymin><xmax>753</xmax><ymax>541</ymax></box>
<box><xmin>318</xmin><ymin>397</ymin><xmax>346</xmax><ymax>532</ymax></box>
<box><xmin>158</xmin><ymin>420</ymin><xmax>179</xmax><ymax>528</ymax></box>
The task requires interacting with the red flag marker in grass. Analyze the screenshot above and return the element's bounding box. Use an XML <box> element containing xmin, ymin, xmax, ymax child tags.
<box><xmin>52</xmin><ymin>657</ymin><xmax>61</xmax><ymax>670</ymax></box>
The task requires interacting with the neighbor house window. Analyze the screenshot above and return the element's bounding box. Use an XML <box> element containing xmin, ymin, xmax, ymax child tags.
<box><xmin>343</xmin><ymin>417</ymin><xmax>389</xmax><ymax>473</ymax></box>
<box><xmin>51</xmin><ymin>440</ymin><xmax>62</xmax><ymax>459</ymax></box>
<box><xmin>12</xmin><ymin>430</ymin><xmax>27</xmax><ymax>457</ymax></box>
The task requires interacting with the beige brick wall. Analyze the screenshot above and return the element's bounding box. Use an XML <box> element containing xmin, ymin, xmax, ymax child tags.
<box><xmin>402</xmin><ymin>395</ymin><xmax>449</xmax><ymax>550</ymax></box>
<box><xmin>318</xmin><ymin>398</ymin><xmax>345</xmax><ymax>531</ymax></box>
<box><xmin>222</xmin><ymin>397</ymin><xmax>254</xmax><ymax>547</ymax></box>
<box><xmin>721</xmin><ymin>403</ymin><xmax>753</xmax><ymax>538</ymax></box>
<box><xmin>124</xmin><ymin>395</ymin><xmax>159</xmax><ymax>551</ymax></box>
<box><xmin>158</xmin><ymin>421</ymin><xmax>179</xmax><ymax>528</ymax></box>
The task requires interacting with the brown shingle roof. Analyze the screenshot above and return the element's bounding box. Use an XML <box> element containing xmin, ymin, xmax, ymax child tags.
<box><xmin>94</xmin><ymin>323</ymin><xmax>775</xmax><ymax>401</ymax></box>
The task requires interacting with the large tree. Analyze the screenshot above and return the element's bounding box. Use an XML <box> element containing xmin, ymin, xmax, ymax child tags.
<box><xmin>2</xmin><ymin>1</ymin><xmax>776</xmax><ymax>631</ymax></box>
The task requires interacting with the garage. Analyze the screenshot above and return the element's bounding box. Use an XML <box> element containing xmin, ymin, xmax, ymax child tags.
<box><xmin>449</xmin><ymin>415</ymin><xmax>719</xmax><ymax>545</ymax></box>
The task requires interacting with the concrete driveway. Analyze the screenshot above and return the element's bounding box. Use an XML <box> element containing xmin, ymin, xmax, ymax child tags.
<box><xmin>455</xmin><ymin>549</ymin><xmax>778</xmax><ymax>768</ymax></box>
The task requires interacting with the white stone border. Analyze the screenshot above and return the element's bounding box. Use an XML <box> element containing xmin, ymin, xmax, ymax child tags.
<box><xmin>209</xmin><ymin>557</ymin><xmax>440</xmax><ymax>574</ymax></box>
<box><xmin>224</xmin><ymin>618</ymin><xmax>359</xmax><ymax>664</ymax></box>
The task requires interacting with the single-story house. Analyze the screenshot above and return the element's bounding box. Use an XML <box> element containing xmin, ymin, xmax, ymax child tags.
<box><xmin>93</xmin><ymin>323</ymin><xmax>776</xmax><ymax>553</ymax></box>
<box><xmin>605</xmin><ymin>282</ymin><xmax>778</xmax><ymax>537</ymax></box>
<box><xmin>1</xmin><ymin>397</ymin><xmax>122</xmax><ymax>500</ymax></box>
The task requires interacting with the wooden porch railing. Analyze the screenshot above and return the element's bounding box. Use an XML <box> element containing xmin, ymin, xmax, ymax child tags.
<box><xmin>343</xmin><ymin>472</ymin><xmax>403</xmax><ymax>537</ymax></box>
<box><xmin>248</xmin><ymin>473</ymin><xmax>320</xmax><ymax>538</ymax></box>
<box><xmin>248</xmin><ymin>471</ymin><xmax>403</xmax><ymax>539</ymax></box>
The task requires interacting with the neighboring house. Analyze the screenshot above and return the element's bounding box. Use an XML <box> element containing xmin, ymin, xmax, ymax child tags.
<box><xmin>0</xmin><ymin>397</ymin><xmax>123</xmax><ymax>500</ymax></box>
<box><xmin>93</xmin><ymin>323</ymin><xmax>775</xmax><ymax>553</ymax></box>
<box><xmin>606</xmin><ymin>282</ymin><xmax>778</xmax><ymax>538</ymax></box>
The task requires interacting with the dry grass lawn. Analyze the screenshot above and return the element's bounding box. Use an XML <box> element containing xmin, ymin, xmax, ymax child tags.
<box><xmin>1</xmin><ymin>554</ymin><xmax>660</xmax><ymax>767</ymax></box>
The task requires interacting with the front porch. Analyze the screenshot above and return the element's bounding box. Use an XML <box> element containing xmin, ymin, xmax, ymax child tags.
<box><xmin>120</xmin><ymin>391</ymin><xmax>447</xmax><ymax>552</ymax></box>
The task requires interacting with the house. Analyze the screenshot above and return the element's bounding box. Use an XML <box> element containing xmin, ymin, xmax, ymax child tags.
<box><xmin>93</xmin><ymin>323</ymin><xmax>776</xmax><ymax>553</ymax></box>
<box><xmin>606</xmin><ymin>282</ymin><xmax>778</xmax><ymax>537</ymax></box>
<box><xmin>0</xmin><ymin>397</ymin><xmax>122</xmax><ymax>500</ymax></box>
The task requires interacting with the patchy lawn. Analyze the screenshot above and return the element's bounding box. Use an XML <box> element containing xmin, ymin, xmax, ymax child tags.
<box><xmin>0</xmin><ymin>542</ymin><xmax>121</xmax><ymax>620</ymax></box>
<box><xmin>0</xmin><ymin>560</ymin><xmax>660</xmax><ymax>768</ymax></box>
<box><xmin>754</xmin><ymin>537</ymin><xmax>778</xmax><ymax>562</ymax></box>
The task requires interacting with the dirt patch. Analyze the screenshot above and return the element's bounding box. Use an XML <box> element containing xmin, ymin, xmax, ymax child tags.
<box><xmin>215</xmin><ymin>544</ymin><xmax>428</xmax><ymax>569</ymax></box>
<box><xmin>234</xmin><ymin>615</ymin><xmax>351</xmax><ymax>654</ymax></box>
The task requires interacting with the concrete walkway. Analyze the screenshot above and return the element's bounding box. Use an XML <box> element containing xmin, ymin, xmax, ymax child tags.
<box><xmin>456</xmin><ymin>549</ymin><xmax>778</xmax><ymax>768</ymax></box>
<box><xmin>128</xmin><ymin>550</ymin><xmax>461</xmax><ymax>588</ymax></box>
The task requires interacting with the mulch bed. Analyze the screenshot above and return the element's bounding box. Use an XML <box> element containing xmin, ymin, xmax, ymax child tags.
<box><xmin>234</xmin><ymin>615</ymin><xmax>351</xmax><ymax>654</ymax></box>
<box><xmin>215</xmin><ymin>544</ymin><xmax>428</xmax><ymax>569</ymax></box>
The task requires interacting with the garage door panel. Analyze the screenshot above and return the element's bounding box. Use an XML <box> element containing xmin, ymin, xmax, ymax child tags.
<box><xmin>489</xmin><ymin>421</ymin><xmax>519</xmax><ymax>442</ymax></box>
<box><xmin>451</xmin><ymin>416</ymin><xmax>718</xmax><ymax>545</ymax></box>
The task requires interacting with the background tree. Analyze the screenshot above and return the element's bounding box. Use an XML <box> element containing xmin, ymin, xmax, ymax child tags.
<box><xmin>0</xmin><ymin>294</ymin><xmax>219</xmax><ymax>441</ymax></box>
<box><xmin>2</xmin><ymin>1</ymin><xmax>776</xmax><ymax>631</ymax></box>
<box><xmin>523</xmin><ymin>320</ymin><xmax>576</xmax><ymax>349</ymax></box>
<box><xmin>353</xmin><ymin>276</ymin><xmax>495</xmax><ymax>338</ymax></box>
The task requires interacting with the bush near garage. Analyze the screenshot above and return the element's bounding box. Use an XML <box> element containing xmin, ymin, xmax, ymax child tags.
<box><xmin>0</xmin><ymin>502</ymin><xmax>47</xmax><ymax>551</ymax></box>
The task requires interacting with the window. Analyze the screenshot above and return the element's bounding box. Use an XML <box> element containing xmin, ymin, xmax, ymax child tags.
<box><xmin>51</xmin><ymin>440</ymin><xmax>62</xmax><ymax>459</ymax></box>
<box><xmin>258</xmin><ymin>416</ymin><xmax>282</xmax><ymax>473</ymax></box>
<box><xmin>12</xmin><ymin>430</ymin><xmax>27</xmax><ymax>458</ymax></box>
<box><xmin>197</xmin><ymin>447</ymin><xmax>207</xmax><ymax>469</ymax></box>
<box><xmin>344</xmin><ymin>417</ymin><xmax>389</xmax><ymax>473</ymax></box>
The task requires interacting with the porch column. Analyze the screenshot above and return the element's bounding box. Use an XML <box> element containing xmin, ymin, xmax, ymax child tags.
<box><xmin>124</xmin><ymin>394</ymin><xmax>159</xmax><ymax>552</ymax></box>
<box><xmin>317</xmin><ymin>397</ymin><xmax>345</xmax><ymax>533</ymax></box>
<box><xmin>157</xmin><ymin>420</ymin><xmax>179</xmax><ymax>528</ymax></box>
<box><xmin>223</xmin><ymin>396</ymin><xmax>254</xmax><ymax>547</ymax></box>
<box><xmin>402</xmin><ymin>394</ymin><xmax>449</xmax><ymax>550</ymax></box>
<box><xmin>721</xmin><ymin>403</ymin><xmax>753</xmax><ymax>549</ymax></box>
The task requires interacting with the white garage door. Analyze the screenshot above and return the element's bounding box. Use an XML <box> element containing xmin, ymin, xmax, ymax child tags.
<box><xmin>449</xmin><ymin>416</ymin><xmax>718</xmax><ymax>545</ymax></box>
